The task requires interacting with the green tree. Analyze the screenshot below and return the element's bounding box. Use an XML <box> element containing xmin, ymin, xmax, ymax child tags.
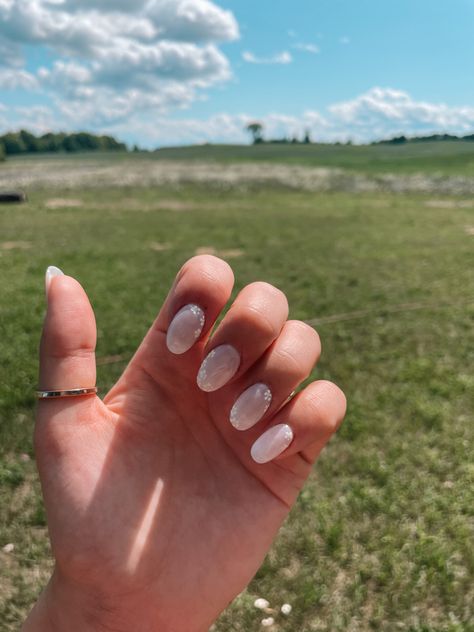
<box><xmin>245</xmin><ymin>121</ymin><xmax>264</xmax><ymax>144</ymax></box>
<box><xmin>1</xmin><ymin>133</ymin><xmax>26</xmax><ymax>154</ymax></box>
<box><xmin>19</xmin><ymin>129</ymin><xmax>39</xmax><ymax>152</ymax></box>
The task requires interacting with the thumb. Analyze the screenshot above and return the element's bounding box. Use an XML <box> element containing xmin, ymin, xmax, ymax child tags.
<box><xmin>39</xmin><ymin>266</ymin><xmax>97</xmax><ymax>398</ymax></box>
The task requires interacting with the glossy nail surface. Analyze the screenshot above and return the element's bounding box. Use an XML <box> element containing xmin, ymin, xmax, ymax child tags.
<box><xmin>251</xmin><ymin>423</ymin><xmax>293</xmax><ymax>464</ymax></box>
<box><xmin>45</xmin><ymin>266</ymin><xmax>64</xmax><ymax>294</ymax></box>
<box><xmin>197</xmin><ymin>344</ymin><xmax>240</xmax><ymax>392</ymax></box>
<box><xmin>166</xmin><ymin>304</ymin><xmax>205</xmax><ymax>354</ymax></box>
<box><xmin>230</xmin><ymin>383</ymin><xmax>272</xmax><ymax>431</ymax></box>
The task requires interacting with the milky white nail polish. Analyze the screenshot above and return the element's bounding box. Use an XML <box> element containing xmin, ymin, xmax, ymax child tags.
<box><xmin>197</xmin><ymin>344</ymin><xmax>240</xmax><ymax>392</ymax></box>
<box><xmin>251</xmin><ymin>423</ymin><xmax>293</xmax><ymax>464</ymax></box>
<box><xmin>45</xmin><ymin>266</ymin><xmax>64</xmax><ymax>294</ymax></box>
<box><xmin>230</xmin><ymin>383</ymin><xmax>272</xmax><ymax>431</ymax></box>
<box><xmin>166</xmin><ymin>304</ymin><xmax>205</xmax><ymax>354</ymax></box>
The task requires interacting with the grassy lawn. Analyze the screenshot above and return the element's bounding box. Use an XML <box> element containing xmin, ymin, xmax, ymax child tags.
<box><xmin>0</xmin><ymin>158</ymin><xmax>473</xmax><ymax>630</ymax></box>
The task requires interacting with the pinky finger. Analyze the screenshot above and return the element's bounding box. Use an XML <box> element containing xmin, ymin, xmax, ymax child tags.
<box><xmin>250</xmin><ymin>380</ymin><xmax>346</xmax><ymax>465</ymax></box>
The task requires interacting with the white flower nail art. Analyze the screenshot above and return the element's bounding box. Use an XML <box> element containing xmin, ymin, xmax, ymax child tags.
<box><xmin>166</xmin><ymin>304</ymin><xmax>205</xmax><ymax>355</ymax></box>
<box><xmin>230</xmin><ymin>383</ymin><xmax>272</xmax><ymax>431</ymax></box>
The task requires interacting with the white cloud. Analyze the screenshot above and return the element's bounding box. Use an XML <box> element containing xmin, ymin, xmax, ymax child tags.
<box><xmin>293</xmin><ymin>43</ymin><xmax>320</xmax><ymax>54</ymax></box>
<box><xmin>329</xmin><ymin>87</ymin><xmax>474</xmax><ymax>138</ymax></box>
<box><xmin>0</xmin><ymin>68</ymin><xmax>38</xmax><ymax>90</ymax></box>
<box><xmin>242</xmin><ymin>50</ymin><xmax>292</xmax><ymax>65</ymax></box>
<box><xmin>0</xmin><ymin>0</ymin><xmax>238</xmax><ymax>123</ymax></box>
<box><xmin>3</xmin><ymin>81</ymin><xmax>474</xmax><ymax>147</ymax></box>
<box><xmin>105</xmin><ymin>110</ymin><xmax>330</xmax><ymax>148</ymax></box>
<box><xmin>104</xmin><ymin>89</ymin><xmax>474</xmax><ymax>147</ymax></box>
<box><xmin>145</xmin><ymin>0</ymin><xmax>239</xmax><ymax>42</ymax></box>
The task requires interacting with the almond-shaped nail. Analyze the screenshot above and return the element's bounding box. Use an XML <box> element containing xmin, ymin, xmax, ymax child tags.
<box><xmin>230</xmin><ymin>383</ymin><xmax>272</xmax><ymax>431</ymax></box>
<box><xmin>45</xmin><ymin>266</ymin><xmax>64</xmax><ymax>294</ymax></box>
<box><xmin>251</xmin><ymin>423</ymin><xmax>293</xmax><ymax>464</ymax></box>
<box><xmin>166</xmin><ymin>304</ymin><xmax>205</xmax><ymax>354</ymax></box>
<box><xmin>197</xmin><ymin>344</ymin><xmax>240</xmax><ymax>392</ymax></box>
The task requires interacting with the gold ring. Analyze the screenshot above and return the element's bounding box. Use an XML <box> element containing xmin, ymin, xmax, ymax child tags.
<box><xmin>36</xmin><ymin>387</ymin><xmax>98</xmax><ymax>399</ymax></box>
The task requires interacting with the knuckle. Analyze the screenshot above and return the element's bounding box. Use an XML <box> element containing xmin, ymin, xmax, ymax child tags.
<box><xmin>273</xmin><ymin>345</ymin><xmax>305</xmax><ymax>379</ymax></box>
<box><xmin>287</xmin><ymin>320</ymin><xmax>321</xmax><ymax>350</ymax></box>
<box><xmin>179</xmin><ymin>255</ymin><xmax>234</xmax><ymax>297</ymax></box>
<box><xmin>180</xmin><ymin>255</ymin><xmax>233</xmax><ymax>285</ymax></box>
<box><xmin>240</xmin><ymin>282</ymin><xmax>289</xmax><ymax>315</ymax></box>
<box><xmin>244</xmin><ymin>304</ymin><xmax>282</xmax><ymax>339</ymax></box>
<box><xmin>305</xmin><ymin>381</ymin><xmax>346</xmax><ymax>434</ymax></box>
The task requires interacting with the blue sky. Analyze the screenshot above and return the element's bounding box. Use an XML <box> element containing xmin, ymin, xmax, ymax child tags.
<box><xmin>1</xmin><ymin>0</ymin><xmax>474</xmax><ymax>147</ymax></box>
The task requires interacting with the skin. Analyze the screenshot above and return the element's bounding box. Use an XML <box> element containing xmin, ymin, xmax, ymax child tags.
<box><xmin>23</xmin><ymin>255</ymin><xmax>346</xmax><ymax>632</ymax></box>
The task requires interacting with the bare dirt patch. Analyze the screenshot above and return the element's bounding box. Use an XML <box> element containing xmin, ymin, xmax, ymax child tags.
<box><xmin>194</xmin><ymin>246</ymin><xmax>245</xmax><ymax>259</ymax></box>
<box><xmin>149</xmin><ymin>242</ymin><xmax>172</xmax><ymax>252</ymax></box>
<box><xmin>45</xmin><ymin>198</ymin><xmax>83</xmax><ymax>209</ymax></box>
<box><xmin>1</xmin><ymin>241</ymin><xmax>32</xmax><ymax>250</ymax></box>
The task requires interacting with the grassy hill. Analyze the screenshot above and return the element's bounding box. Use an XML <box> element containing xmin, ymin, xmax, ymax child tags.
<box><xmin>150</xmin><ymin>141</ymin><xmax>474</xmax><ymax>176</ymax></box>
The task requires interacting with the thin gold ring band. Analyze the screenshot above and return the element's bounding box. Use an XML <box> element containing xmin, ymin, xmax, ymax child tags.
<box><xmin>36</xmin><ymin>387</ymin><xmax>98</xmax><ymax>399</ymax></box>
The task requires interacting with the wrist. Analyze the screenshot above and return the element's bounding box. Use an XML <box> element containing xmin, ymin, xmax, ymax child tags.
<box><xmin>22</xmin><ymin>567</ymin><xmax>207</xmax><ymax>632</ymax></box>
<box><xmin>23</xmin><ymin>568</ymin><xmax>128</xmax><ymax>632</ymax></box>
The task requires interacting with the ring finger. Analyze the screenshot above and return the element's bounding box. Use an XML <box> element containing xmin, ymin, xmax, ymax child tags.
<box><xmin>208</xmin><ymin>320</ymin><xmax>321</xmax><ymax>432</ymax></box>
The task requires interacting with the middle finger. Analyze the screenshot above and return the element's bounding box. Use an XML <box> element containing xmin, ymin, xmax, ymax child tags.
<box><xmin>197</xmin><ymin>282</ymin><xmax>289</xmax><ymax>392</ymax></box>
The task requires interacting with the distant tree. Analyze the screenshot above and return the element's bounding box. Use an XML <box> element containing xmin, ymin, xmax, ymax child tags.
<box><xmin>246</xmin><ymin>121</ymin><xmax>264</xmax><ymax>144</ymax></box>
<box><xmin>1</xmin><ymin>133</ymin><xmax>26</xmax><ymax>154</ymax></box>
<box><xmin>0</xmin><ymin>129</ymin><xmax>127</xmax><ymax>155</ymax></box>
<box><xmin>303</xmin><ymin>129</ymin><xmax>311</xmax><ymax>144</ymax></box>
<box><xmin>0</xmin><ymin>142</ymin><xmax>5</xmax><ymax>162</ymax></box>
<box><xmin>19</xmin><ymin>129</ymin><xmax>39</xmax><ymax>152</ymax></box>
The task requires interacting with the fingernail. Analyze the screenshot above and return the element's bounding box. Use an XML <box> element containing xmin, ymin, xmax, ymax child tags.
<box><xmin>251</xmin><ymin>424</ymin><xmax>293</xmax><ymax>464</ymax></box>
<box><xmin>197</xmin><ymin>344</ymin><xmax>240</xmax><ymax>392</ymax></box>
<box><xmin>166</xmin><ymin>304</ymin><xmax>205</xmax><ymax>354</ymax></box>
<box><xmin>45</xmin><ymin>266</ymin><xmax>64</xmax><ymax>295</ymax></box>
<box><xmin>230</xmin><ymin>383</ymin><xmax>272</xmax><ymax>431</ymax></box>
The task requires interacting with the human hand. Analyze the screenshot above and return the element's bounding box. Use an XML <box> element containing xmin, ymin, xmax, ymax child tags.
<box><xmin>24</xmin><ymin>256</ymin><xmax>346</xmax><ymax>632</ymax></box>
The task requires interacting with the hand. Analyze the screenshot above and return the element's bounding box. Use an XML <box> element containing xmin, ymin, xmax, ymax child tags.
<box><xmin>24</xmin><ymin>256</ymin><xmax>346</xmax><ymax>632</ymax></box>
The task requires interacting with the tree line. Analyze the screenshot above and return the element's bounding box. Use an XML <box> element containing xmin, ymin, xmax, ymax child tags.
<box><xmin>0</xmin><ymin>130</ymin><xmax>126</xmax><ymax>159</ymax></box>
<box><xmin>245</xmin><ymin>122</ymin><xmax>474</xmax><ymax>146</ymax></box>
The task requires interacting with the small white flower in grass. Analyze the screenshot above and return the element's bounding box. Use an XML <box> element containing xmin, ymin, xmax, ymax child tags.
<box><xmin>281</xmin><ymin>603</ymin><xmax>292</xmax><ymax>615</ymax></box>
<box><xmin>2</xmin><ymin>543</ymin><xmax>14</xmax><ymax>553</ymax></box>
<box><xmin>254</xmin><ymin>598</ymin><xmax>270</xmax><ymax>609</ymax></box>
<box><xmin>261</xmin><ymin>617</ymin><xmax>274</xmax><ymax>627</ymax></box>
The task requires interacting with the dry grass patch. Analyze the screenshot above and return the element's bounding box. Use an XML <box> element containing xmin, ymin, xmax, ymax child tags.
<box><xmin>0</xmin><ymin>242</ymin><xmax>32</xmax><ymax>250</ymax></box>
<box><xmin>45</xmin><ymin>198</ymin><xmax>83</xmax><ymax>209</ymax></box>
<box><xmin>194</xmin><ymin>246</ymin><xmax>245</xmax><ymax>259</ymax></box>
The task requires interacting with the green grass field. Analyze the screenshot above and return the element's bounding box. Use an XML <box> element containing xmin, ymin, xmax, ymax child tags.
<box><xmin>150</xmin><ymin>140</ymin><xmax>474</xmax><ymax>176</ymax></box>
<box><xmin>8</xmin><ymin>139</ymin><xmax>474</xmax><ymax>176</ymax></box>
<box><xmin>0</xmin><ymin>150</ymin><xmax>473</xmax><ymax>631</ymax></box>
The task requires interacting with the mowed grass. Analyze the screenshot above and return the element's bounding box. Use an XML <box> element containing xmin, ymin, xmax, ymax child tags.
<box><xmin>0</xmin><ymin>175</ymin><xmax>473</xmax><ymax>631</ymax></box>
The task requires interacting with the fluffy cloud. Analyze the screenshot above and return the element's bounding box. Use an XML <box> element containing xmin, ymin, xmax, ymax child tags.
<box><xmin>0</xmin><ymin>68</ymin><xmax>38</xmax><ymax>90</ymax></box>
<box><xmin>329</xmin><ymin>87</ymin><xmax>474</xmax><ymax>138</ymax></box>
<box><xmin>242</xmin><ymin>51</ymin><xmax>292</xmax><ymax>65</ymax></box>
<box><xmin>0</xmin><ymin>0</ymin><xmax>238</xmax><ymax>123</ymax></box>
<box><xmin>103</xmin><ymin>89</ymin><xmax>474</xmax><ymax>147</ymax></box>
